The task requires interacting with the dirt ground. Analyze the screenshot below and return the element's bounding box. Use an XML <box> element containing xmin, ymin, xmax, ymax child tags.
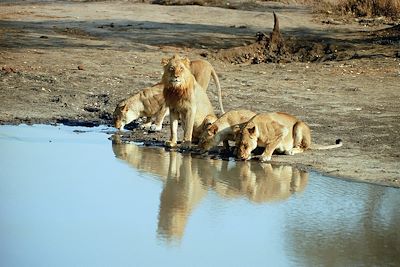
<box><xmin>1</xmin><ymin>1</ymin><xmax>399</xmax><ymax>187</ymax></box>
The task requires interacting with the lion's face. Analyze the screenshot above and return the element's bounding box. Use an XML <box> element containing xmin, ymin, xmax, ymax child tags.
<box><xmin>162</xmin><ymin>55</ymin><xmax>192</xmax><ymax>88</ymax></box>
<box><xmin>198</xmin><ymin>124</ymin><xmax>219</xmax><ymax>151</ymax></box>
<box><xmin>113</xmin><ymin>105</ymin><xmax>126</xmax><ymax>130</ymax></box>
<box><xmin>113</xmin><ymin>104</ymin><xmax>139</xmax><ymax>130</ymax></box>
<box><xmin>236</xmin><ymin>124</ymin><xmax>258</xmax><ymax>160</ymax></box>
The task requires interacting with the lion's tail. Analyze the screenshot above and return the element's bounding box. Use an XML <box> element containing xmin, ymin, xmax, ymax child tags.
<box><xmin>210</xmin><ymin>67</ymin><xmax>225</xmax><ymax>114</ymax></box>
<box><xmin>310</xmin><ymin>139</ymin><xmax>343</xmax><ymax>150</ymax></box>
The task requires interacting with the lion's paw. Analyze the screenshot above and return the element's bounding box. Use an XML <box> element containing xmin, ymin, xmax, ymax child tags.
<box><xmin>180</xmin><ymin>141</ymin><xmax>192</xmax><ymax>150</ymax></box>
<box><xmin>150</xmin><ymin>124</ymin><xmax>162</xmax><ymax>132</ymax></box>
<box><xmin>260</xmin><ymin>155</ymin><xmax>272</xmax><ymax>162</ymax></box>
<box><xmin>165</xmin><ymin>141</ymin><xmax>177</xmax><ymax>148</ymax></box>
<box><xmin>140</xmin><ymin>123</ymin><xmax>152</xmax><ymax>130</ymax></box>
<box><xmin>284</xmin><ymin>150</ymin><xmax>294</xmax><ymax>155</ymax></box>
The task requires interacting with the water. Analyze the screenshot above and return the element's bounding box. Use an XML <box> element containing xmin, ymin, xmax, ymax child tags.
<box><xmin>0</xmin><ymin>124</ymin><xmax>399</xmax><ymax>267</ymax></box>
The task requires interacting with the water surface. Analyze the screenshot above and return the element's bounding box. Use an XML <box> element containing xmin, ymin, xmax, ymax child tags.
<box><xmin>1</xmin><ymin>125</ymin><xmax>399</xmax><ymax>267</ymax></box>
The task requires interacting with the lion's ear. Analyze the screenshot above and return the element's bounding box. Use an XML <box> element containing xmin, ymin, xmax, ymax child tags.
<box><xmin>232</xmin><ymin>125</ymin><xmax>241</xmax><ymax>136</ymax></box>
<box><xmin>247</xmin><ymin>126</ymin><xmax>256</xmax><ymax>135</ymax></box>
<box><xmin>182</xmin><ymin>57</ymin><xmax>191</xmax><ymax>68</ymax></box>
<box><xmin>161</xmin><ymin>57</ymin><xmax>169</xmax><ymax>66</ymax></box>
<box><xmin>208</xmin><ymin>124</ymin><xmax>218</xmax><ymax>135</ymax></box>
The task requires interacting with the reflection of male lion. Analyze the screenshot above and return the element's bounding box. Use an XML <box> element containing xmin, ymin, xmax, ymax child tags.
<box><xmin>162</xmin><ymin>54</ymin><xmax>217</xmax><ymax>149</ymax></box>
<box><xmin>198</xmin><ymin>109</ymin><xmax>256</xmax><ymax>152</ymax></box>
<box><xmin>158</xmin><ymin>153</ymin><xmax>206</xmax><ymax>243</ymax></box>
<box><xmin>237</xmin><ymin>112</ymin><xmax>342</xmax><ymax>162</ymax></box>
<box><xmin>113</xmin><ymin>59</ymin><xmax>224</xmax><ymax>131</ymax></box>
<box><xmin>111</xmin><ymin>139</ymin><xmax>207</xmax><ymax>243</ymax></box>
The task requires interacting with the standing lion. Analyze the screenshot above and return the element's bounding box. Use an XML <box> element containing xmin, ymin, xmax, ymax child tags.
<box><xmin>161</xmin><ymin>54</ymin><xmax>217</xmax><ymax>149</ymax></box>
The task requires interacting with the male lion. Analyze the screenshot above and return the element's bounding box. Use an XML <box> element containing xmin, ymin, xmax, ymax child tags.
<box><xmin>236</xmin><ymin>112</ymin><xmax>342</xmax><ymax>162</ymax></box>
<box><xmin>162</xmin><ymin>54</ymin><xmax>216</xmax><ymax>149</ymax></box>
<box><xmin>114</xmin><ymin>59</ymin><xmax>223</xmax><ymax>131</ymax></box>
<box><xmin>198</xmin><ymin>109</ymin><xmax>256</xmax><ymax>152</ymax></box>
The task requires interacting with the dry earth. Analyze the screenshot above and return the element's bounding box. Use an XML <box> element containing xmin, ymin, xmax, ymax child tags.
<box><xmin>0</xmin><ymin>1</ymin><xmax>399</xmax><ymax>187</ymax></box>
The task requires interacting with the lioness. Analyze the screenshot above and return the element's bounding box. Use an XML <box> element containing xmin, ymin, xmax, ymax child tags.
<box><xmin>236</xmin><ymin>112</ymin><xmax>342</xmax><ymax>161</ymax></box>
<box><xmin>189</xmin><ymin>59</ymin><xmax>224</xmax><ymax>113</ymax></box>
<box><xmin>198</xmin><ymin>109</ymin><xmax>256</xmax><ymax>152</ymax></box>
<box><xmin>114</xmin><ymin>59</ymin><xmax>224</xmax><ymax>131</ymax></box>
<box><xmin>113</xmin><ymin>83</ymin><xmax>167</xmax><ymax>131</ymax></box>
<box><xmin>162</xmin><ymin>54</ymin><xmax>216</xmax><ymax>149</ymax></box>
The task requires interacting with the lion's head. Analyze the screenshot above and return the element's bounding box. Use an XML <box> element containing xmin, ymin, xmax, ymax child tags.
<box><xmin>197</xmin><ymin>115</ymin><xmax>218</xmax><ymax>151</ymax></box>
<box><xmin>113</xmin><ymin>102</ymin><xmax>140</xmax><ymax>130</ymax></box>
<box><xmin>198</xmin><ymin>124</ymin><xmax>219</xmax><ymax>151</ymax></box>
<box><xmin>161</xmin><ymin>55</ymin><xmax>194</xmax><ymax>97</ymax></box>
<box><xmin>236</xmin><ymin>122</ymin><xmax>258</xmax><ymax>160</ymax></box>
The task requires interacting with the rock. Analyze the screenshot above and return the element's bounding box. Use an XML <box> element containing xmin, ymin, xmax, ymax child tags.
<box><xmin>2</xmin><ymin>66</ymin><xmax>17</xmax><ymax>74</ymax></box>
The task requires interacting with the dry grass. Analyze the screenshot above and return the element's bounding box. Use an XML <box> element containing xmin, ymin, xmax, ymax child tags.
<box><xmin>150</xmin><ymin>0</ymin><xmax>400</xmax><ymax>18</ymax></box>
<box><xmin>336</xmin><ymin>0</ymin><xmax>400</xmax><ymax>18</ymax></box>
<box><xmin>151</xmin><ymin>0</ymin><xmax>227</xmax><ymax>6</ymax></box>
<box><xmin>268</xmin><ymin>0</ymin><xmax>400</xmax><ymax>18</ymax></box>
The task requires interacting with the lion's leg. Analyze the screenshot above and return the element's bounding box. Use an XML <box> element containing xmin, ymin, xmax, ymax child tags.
<box><xmin>260</xmin><ymin>123</ymin><xmax>288</xmax><ymax>162</ymax></box>
<box><xmin>291</xmin><ymin>121</ymin><xmax>311</xmax><ymax>153</ymax></box>
<box><xmin>181</xmin><ymin>108</ymin><xmax>195</xmax><ymax>149</ymax></box>
<box><xmin>167</xmin><ymin>150</ymin><xmax>178</xmax><ymax>177</ymax></box>
<box><xmin>151</xmin><ymin>106</ymin><xmax>169</xmax><ymax>131</ymax></box>
<box><xmin>223</xmin><ymin>140</ymin><xmax>230</xmax><ymax>150</ymax></box>
<box><xmin>166</xmin><ymin>111</ymin><xmax>179</xmax><ymax>148</ymax></box>
<box><xmin>260</xmin><ymin>141</ymin><xmax>280</xmax><ymax>162</ymax></box>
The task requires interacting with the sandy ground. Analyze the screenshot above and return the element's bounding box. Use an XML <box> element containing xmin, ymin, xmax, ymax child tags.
<box><xmin>0</xmin><ymin>1</ymin><xmax>399</xmax><ymax>187</ymax></box>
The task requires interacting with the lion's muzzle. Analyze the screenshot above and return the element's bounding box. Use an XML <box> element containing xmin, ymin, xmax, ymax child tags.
<box><xmin>115</xmin><ymin>120</ymin><xmax>125</xmax><ymax>130</ymax></box>
<box><xmin>170</xmin><ymin>77</ymin><xmax>181</xmax><ymax>84</ymax></box>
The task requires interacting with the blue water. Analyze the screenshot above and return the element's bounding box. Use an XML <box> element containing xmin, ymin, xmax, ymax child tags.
<box><xmin>0</xmin><ymin>124</ymin><xmax>399</xmax><ymax>267</ymax></box>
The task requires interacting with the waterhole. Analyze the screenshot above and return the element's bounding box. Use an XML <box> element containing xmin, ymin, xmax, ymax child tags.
<box><xmin>1</xmin><ymin>124</ymin><xmax>399</xmax><ymax>266</ymax></box>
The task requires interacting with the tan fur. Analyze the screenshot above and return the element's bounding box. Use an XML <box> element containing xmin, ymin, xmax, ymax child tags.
<box><xmin>162</xmin><ymin>54</ymin><xmax>216</xmax><ymax>149</ymax></box>
<box><xmin>236</xmin><ymin>112</ymin><xmax>342</xmax><ymax>162</ymax></box>
<box><xmin>192</xmin><ymin>114</ymin><xmax>218</xmax><ymax>144</ymax></box>
<box><xmin>113</xmin><ymin>59</ymin><xmax>223</xmax><ymax>131</ymax></box>
<box><xmin>113</xmin><ymin>83</ymin><xmax>167</xmax><ymax>131</ymax></box>
<box><xmin>189</xmin><ymin>60</ymin><xmax>224</xmax><ymax>113</ymax></box>
<box><xmin>198</xmin><ymin>109</ymin><xmax>256</xmax><ymax>152</ymax></box>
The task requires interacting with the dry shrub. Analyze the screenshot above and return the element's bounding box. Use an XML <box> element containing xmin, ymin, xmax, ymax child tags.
<box><xmin>336</xmin><ymin>0</ymin><xmax>400</xmax><ymax>18</ymax></box>
<box><xmin>265</xmin><ymin>0</ymin><xmax>400</xmax><ymax>18</ymax></box>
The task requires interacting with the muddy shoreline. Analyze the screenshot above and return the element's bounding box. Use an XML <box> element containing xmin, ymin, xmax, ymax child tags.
<box><xmin>1</xmin><ymin>1</ymin><xmax>399</xmax><ymax>187</ymax></box>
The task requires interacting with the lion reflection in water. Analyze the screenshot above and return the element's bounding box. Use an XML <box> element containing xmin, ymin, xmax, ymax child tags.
<box><xmin>112</xmin><ymin>137</ymin><xmax>308</xmax><ymax>243</ymax></box>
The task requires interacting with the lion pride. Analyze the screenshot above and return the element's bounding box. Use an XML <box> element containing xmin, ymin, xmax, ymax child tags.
<box><xmin>114</xmin><ymin>58</ymin><xmax>224</xmax><ymax>131</ymax></box>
